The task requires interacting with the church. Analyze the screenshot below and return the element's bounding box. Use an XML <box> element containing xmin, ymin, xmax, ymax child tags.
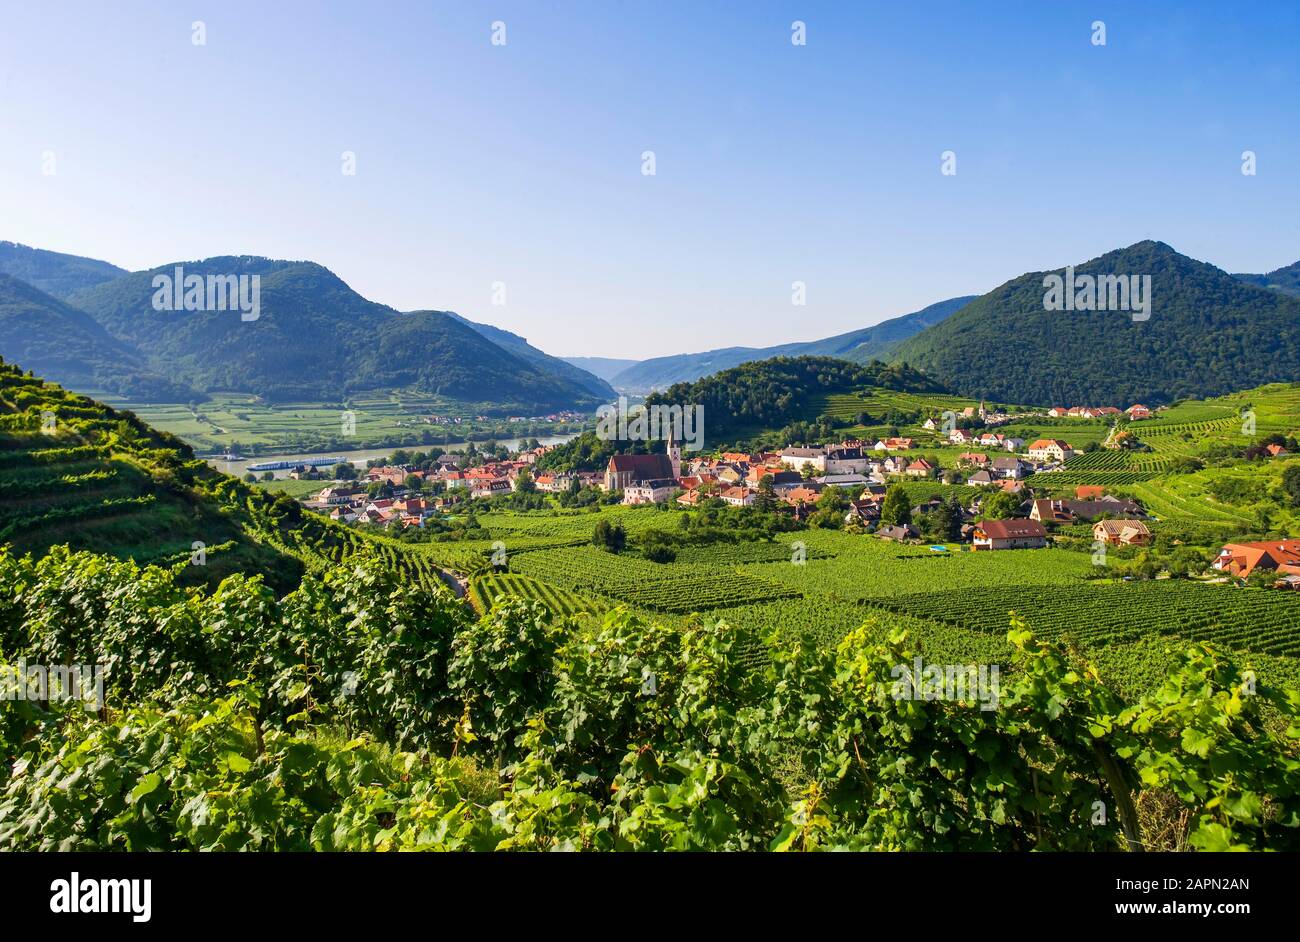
<box><xmin>603</xmin><ymin>432</ymin><xmax>681</xmax><ymax>492</ymax></box>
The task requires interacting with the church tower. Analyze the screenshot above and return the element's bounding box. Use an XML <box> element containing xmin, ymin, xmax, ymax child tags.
<box><xmin>667</xmin><ymin>426</ymin><xmax>681</xmax><ymax>479</ymax></box>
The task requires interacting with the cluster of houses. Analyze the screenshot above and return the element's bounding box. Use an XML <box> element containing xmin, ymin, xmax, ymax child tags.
<box><xmin>1044</xmin><ymin>404</ymin><xmax>1154</xmax><ymax>420</ymax></box>
<box><xmin>1211</xmin><ymin>540</ymin><xmax>1300</xmax><ymax>588</ymax></box>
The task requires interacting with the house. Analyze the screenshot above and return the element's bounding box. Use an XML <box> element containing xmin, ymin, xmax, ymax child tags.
<box><xmin>845</xmin><ymin>499</ymin><xmax>882</xmax><ymax>526</ymax></box>
<box><xmin>1027</xmin><ymin>439</ymin><xmax>1074</xmax><ymax>462</ymax></box>
<box><xmin>720</xmin><ymin>485</ymin><xmax>755</xmax><ymax>507</ymax></box>
<box><xmin>1089</xmin><ymin>407</ymin><xmax>1122</xmax><ymax>418</ymax></box>
<box><xmin>967</xmin><ymin>469</ymin><xmax>995</xmax><ymax>485</ymax></box>
<box><xmin>367</xmin><ymin>466</ymin><xmax>410</xmax><ymax>486</ymax></box>
<box><xmin>922</xmin><ymin>417</ymin><xmax>939</xmax><ymax>431</ymax></box>
<box><xmin>1211</xmin><ymin>540</ymin><xmax>1300</xmax><ymax>579</ymax></box>
<box><xmin>328</xmin><ymin>506</ymin><xmax>358</xmax><ymax>523</ymax></box>
<box><xmin>1126</xmin><ymin>404</ymin><xmax>1152</xmax><ymax>420</ymax></box>
<box><xmin>878</xmin><ymin>523</ymin><xmax>920</xmax><ymax>542</ymax></box>
<box><xmin>1029</xmin><ymin>499</ymin><xmax>1074</xmax><ymax>524</ymax></box>
<box><xmin>316</xmin><ymin>485</ymin><xmax>364</xmax><ymax>505</ymax></box>
<box><xmin>874</xmin><ymin>437</ymin><xmax>914</xmax><ymax>451</ymax></box>
<box><xmin>676</xmin><ymin>489</ymin><xmax>704</xmax><ymax>506</ymax></box>
<box><xmin>1047</xmin><ymin>407</ymin><xmax>1069</xmax><ymax>418</ymax></box>
<box><xmin>604</xmin><ymin>449</ymin><xmax>678</xmax><ymax>492</ymax></box>
<box><xmin>972</xmin><ymin>518</ymin><xmax>1048</xmax><ymax>550</ymax></box>
<box><xmin>779</xmin><ymin>447</ymin><xmax>826</xmax><ymax>473</ymax></box>
<box><xmin>534</xmin><ymin>472</ymin><xmax>574</xmax><ymax>493</ymax></box>
<box><xmin>959</xmin><ymin>452</ymin><xmax>990</xmax><ymax>467</ymax></box>
<box><xmin>748</xmin><ymin>468</ymin><xmax>802</xmax><ymax>489</ymax></box>
<box><xmin>1267</xmin><ymin>444</ymin><xmax>1291</xmax><ymax>457</ymax></box>
<box><xmin>471</xmin><ymin>479</ymin><xmax>512</xmax><ymax>499</ymax></box>
<box><xmin>1093</xmin><ymin>519</ymin><xmax>1152</xmax><ymax>546</ymax></box>
<box><xmin>783</xmin><ymin>486</ymin><xmax>823</xmax><ymax>506</ymax></box>
<box><xmin>817</xmin><ymin>472</ymin><xmax>876</xmax><ymax>488</ymax></box>
<box><xmin>905</xmin><ymin>458</ymin><xmax>935</xmax><ymax>478</ymax></box>
<box><xmin>824</xmin><ymin>446</ymin><xmax>870</xmax><ymax>474</ymax></box>
<box><xmin>1075</xmin><ymin>485</ymin><xmax>1107</xmax><ymax>500</ymax></box>
<box><xmin>948</xmin><ymin>428</ymin><xmax>975</xmax><ymax>445</ymax></box>
<box><xmin>1066</xmin><ymin>498</ymin><xmax>1144</xmax><ymax>520</ymax></box>
<box><xmin>991</xmin><ymin>456</ymin><xmax>1029</xmax><ymax>479</ymax></box>
<box><xmin>623</xmin><ymin>478</ymin><xmax>678</xmax><ymax>505</ymax></box>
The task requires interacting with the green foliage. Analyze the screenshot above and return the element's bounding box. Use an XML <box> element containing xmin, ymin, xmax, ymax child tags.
<box><xmin>892</xmin><ymin>241</ymin><xmax>1300</xmax><ymax>405</ymax></box>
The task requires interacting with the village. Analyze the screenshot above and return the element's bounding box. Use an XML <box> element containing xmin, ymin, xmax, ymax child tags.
<box><xmin>292</xmin><ymin>398</ymin><xmax>1300</xmax><ymax>588</ymax></box>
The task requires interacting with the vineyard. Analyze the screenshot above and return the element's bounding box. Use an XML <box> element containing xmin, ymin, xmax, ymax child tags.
<box><xmin>469</xmin><ymin>572</ymin><xmax>606</xmax><ymax>617</ymax></box>
<box><xmin>870</xmin><ymin>580</ymin><xmax>1300</xmax><ymax>658</ymax></box>
<box><xmin>511</xmin><ymin>545</ymin><xmax>801</xmax><ymax>613</ymax></box>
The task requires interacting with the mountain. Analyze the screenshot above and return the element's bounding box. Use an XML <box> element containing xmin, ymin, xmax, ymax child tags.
<box><xmin>1234</xmin><ymin>261</ymin><xmax>1300</xmax><ymax>298</ymax></box>
<box><xmin>0</xmin><ymin>241</ymin><xmax>128</xmax><ymax>300</ymax></box>
<box><xmin>644</xmin><ymin>355</ymin><xmax>948</xmax><ymax>444</ymax></box>
<box><xmin>443</xmin><ymin>312</ymin><xmax>616</xmax><ymax>400</ymax></box>
<box><xmin>560</xmin><ymin>356</ymin><xmax>641</xmax><ymax>383</ymax></box>
<box><xmin>65</xmin><ymin>257</ymin><xmax>606</xmax><ymax>410</ymax></box>
<box><xmin>608</xmin><ymin>296</ymin><xmax>975</xmax><ymax>392</ymax></box>
<box><xmin>890</xmin><ymin>241</ymin><xmax>1300</xmax><ymax>407</ymax></box>
<box><xmin>0</xmin><ymin>272</ymin><xmax>193</xmax><ymax>400</ymax></box>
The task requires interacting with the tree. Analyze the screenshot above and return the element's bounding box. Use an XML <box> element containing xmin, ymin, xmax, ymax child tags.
<box><xmin>809</xmin><ymin>486</ymin><xmax>848</xmax><ymax>529</ymax></box>
<box><xmin>754</xmin><ymin>474</ymin><xmax>777</xmax><ymax>513</ymax></box>
<box><xmin>515</xmin><ymin>469</ymin><xmax>536</xmax><ymax>494</ymax></box>
<box><xmin>333</xmin><ymin>462</ymin><xmax>358</xmax><ymax>481</ymax></box>
<box><xmin>982</xmin><ymin>490</ymin><xmax>1019</xmax><ymax>520</ymax></box>
<box><xmin>404</xmin><ymin>474</ymin><xmax>425</xmax><ymax>492</ymax></box>
<box><xmin>933</xmin><ymin>496</ymin><xmax>963</xmax><ymax>542</ymax></box>
<box><xmin>261</xmin><ymin>471</ymin><xmax>275</xmax><ymax>482</ymax></box>
<box><xmin>1283</xmin><ymin>465</ymin><xmax>1300</xmax><ymax>508</ymax></box>
<box><xmin>592</xmin><ymin>520</ymin><xmax>626</xmax><ymax>554</ymax></box>
<box><xmin>880</xmin><ymin>484</ymin><xmax>912</xmax><ymax>527</ymax></box>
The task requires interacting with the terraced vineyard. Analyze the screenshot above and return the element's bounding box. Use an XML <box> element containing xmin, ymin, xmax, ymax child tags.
<box><xmin>469</xmin><ymin>572</ymin><xmax>607</xmax><ymax>616</ymax></box>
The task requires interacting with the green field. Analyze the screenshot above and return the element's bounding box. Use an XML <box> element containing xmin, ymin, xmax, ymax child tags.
<box><xmin>103</xmin><ymin>390</ymin><xmax>581</xmax><ymax>456</ymax></box>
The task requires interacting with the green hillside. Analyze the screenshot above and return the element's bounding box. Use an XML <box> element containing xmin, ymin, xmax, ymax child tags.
<box><xmin>0</xmin><ymin>273</ymin><xmax>192</xmax><ymax>401</ymax></box>
<box><xmin>1234</xmin><ymin>260</ymin><xmax>1300</xmax><ymax>298</ymax></box>
<box><xmin>66</xmin><ymin>258</ymin><xmax>604</xmax><ymax>411</ymax></box>
<box><xmin>644</xmin><ymin>355</ymin><xmax>949</xmax><ymax>444</ymax></box>
<box><xmin>608</xmin><ymin>296</ymin><xmax>975</xmax><ymax>391</ymax></box>
<box><xmin>891</xmin><ymin>241</ymin><xmax>1300</xmax><ymax>406</ymax></box>
<box><xmin>0</xmin><ymin>240</ymin><xmax>128</xmax><ymax>299</ymax></box>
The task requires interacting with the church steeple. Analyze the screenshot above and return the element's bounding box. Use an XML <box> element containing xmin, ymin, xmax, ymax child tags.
<box><xmin>667</xmin><ymin>425</ymin><xmax>681</xmax><ymax>478</ymax></box>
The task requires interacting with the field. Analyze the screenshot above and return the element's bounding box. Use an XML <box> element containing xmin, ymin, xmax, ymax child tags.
<box><xmin>103</xmin><ymin>390</ymin><xmax>580</xmax><ymax>456</ymax></box>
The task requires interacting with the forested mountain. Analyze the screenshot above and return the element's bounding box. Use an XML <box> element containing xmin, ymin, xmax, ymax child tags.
<box><xmin>443</xmin><ymin>312</ymin><xmax>616</xmax><ymax>399</ymax></box>
<box><xmin>0</xmin><ymin>273</ymin><xmax>193</xmax><ymax>400</ymax></box>
<box><xmin>1234</xmin><ymin>260</ymin><xmax>1300</xmax><ymax>298</ymax></box>
<box><xmin>607</xmin><ymin>296</ymin><xmax>974</xmax><ymax>391</ymax></box>
<box><xmin>0</xmin><ymin>241</ymin><xmax>128</xmax><ymax>300</ymax></box>
<box><xmin>62</xmin><ymin>257</ymin><xmax>606</xmax><ymax>409</ymax></box>
<box><xmin>890</xmin><ymin>241</ymin><xmax>1300</xmax><ymax>406</ymax></box>
<box><xmin>644</xmin><ymin>355</ymin><xmax>946</xmax><ymax>442</ymax></box>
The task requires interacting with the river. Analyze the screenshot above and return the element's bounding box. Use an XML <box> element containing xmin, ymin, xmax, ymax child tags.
<box><xmin>204</xmin><ymin>434</ymin><xmax>579</xmax><ymax>478</ymax></box>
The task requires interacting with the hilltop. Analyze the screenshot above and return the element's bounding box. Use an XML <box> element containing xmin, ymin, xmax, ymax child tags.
<box><xmin>606</xmin><ymin>296</ymin><xmax>975</xmax><ymax>392</ymax></box>
<box><xmin>890</xmin><ymin>242</ymin><xmax>1300</xmax><ymax>406</ymax></box>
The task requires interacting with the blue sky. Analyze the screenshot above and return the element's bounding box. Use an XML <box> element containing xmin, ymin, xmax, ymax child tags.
<box><xmin>2</xmin><ymin>1</ymin><xmax>1296</xmax><ymax>358</ymax></box>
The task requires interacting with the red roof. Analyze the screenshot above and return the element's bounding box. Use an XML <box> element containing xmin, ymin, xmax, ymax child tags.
<box><xmin>976</xmin><ymin>519</ymin><xmax>1046</xmax><ymax>540</ymax></box>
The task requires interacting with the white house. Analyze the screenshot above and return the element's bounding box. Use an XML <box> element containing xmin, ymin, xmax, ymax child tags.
<box><xmin>623</xmin><ymin>478</ymin><xmax>678</xmax><ymax>505</ymax></box>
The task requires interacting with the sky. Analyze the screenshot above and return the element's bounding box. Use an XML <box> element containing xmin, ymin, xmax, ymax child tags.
<box><xmin>1</xmin><ymin>1</ymin><xmax>1297</xmax><ymax>359</ymax></box>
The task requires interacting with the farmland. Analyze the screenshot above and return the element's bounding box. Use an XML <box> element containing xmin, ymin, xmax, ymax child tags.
<box><xmin>105</xmin><ymin>390</ymin><xmax>583</xmax><ymax>457</ymax></box>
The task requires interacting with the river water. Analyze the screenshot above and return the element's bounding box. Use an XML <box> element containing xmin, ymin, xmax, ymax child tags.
<box><xmin>204</xmin><ymin>434</ymin><xmax>579</xmax><ymax>477</ymax></box>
